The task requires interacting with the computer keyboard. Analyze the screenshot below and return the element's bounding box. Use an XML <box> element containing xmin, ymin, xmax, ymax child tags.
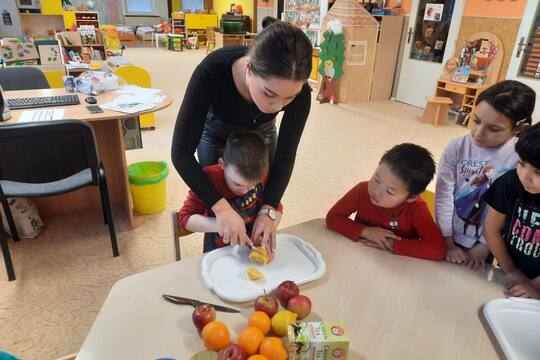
<box><xmin>7</xmin><ymin>94</ymin><xmax>80</xmax><ymax>110</ymax></box>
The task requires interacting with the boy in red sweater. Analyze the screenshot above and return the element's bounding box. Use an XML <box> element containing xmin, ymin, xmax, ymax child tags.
<box><xmin>178</xmin><ymin>130</ymin><xmax>282</xmax><ymax>253</ymax></box>
<box><xmin>326</xmin><ymin>143</ymin><xmax>445</xmax><ymax>260</ymax></box>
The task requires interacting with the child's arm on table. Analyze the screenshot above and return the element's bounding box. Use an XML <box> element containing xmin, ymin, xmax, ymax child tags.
<box><xmin>463</xmin><ymin>242</ymin><xmax>491</xmax><ymax>271</ymax></box>
<box><xmin>326</xmin><ymin>183</ymin><xmax>366</xmax><ymax>241</ymax></box>
<box><xmin>391</xmin><ymin>202</ymin><xmax>446</xmax><ymax>261</ymax></box>
<box><xmin>435</xmin><ymin>143</ymin><xmax>469</xmax><ymax>264</ymax></box>
<box><xmin>326</xmin><ymin>183</ymin><xmax>400</xmax><ymax>250</ymax></box>
<box><xmin>483</xmin><ymin>206</ymin><xmax>539</xmax><ymax>298</ymax></box>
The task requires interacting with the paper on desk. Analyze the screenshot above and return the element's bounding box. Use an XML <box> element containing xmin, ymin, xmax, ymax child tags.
<box><xmin>116</xmin><ymin>85</ymin><xmax>162</xmax><ymax>96</ymax></box>
<box><xmin>66</xmin><ymin>61</ymin><xmax>89</xmax><ymax>70</ymax></box>
<box><xmin>114</xmin><ymin>93</ymin><xmax>165</xmax><ymax>104</ymax></box>
<box><xmin>100</xmin><ymin>101</ymin><xmax>155</xmax><ymax>114</ymax></box>
<box><xmin>18</xmin><ymin>109</ymin><xmax>65</xmax><ymax>122</ymax></box>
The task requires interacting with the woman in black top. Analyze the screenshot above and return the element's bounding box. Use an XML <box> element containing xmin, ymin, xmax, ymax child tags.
<box><xmin>171</xmin><ymin>20</ymin><xmax>313</xmax><ymax>253</ymax></box>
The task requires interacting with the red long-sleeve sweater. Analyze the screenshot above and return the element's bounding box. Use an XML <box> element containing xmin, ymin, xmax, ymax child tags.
<box><xmin>326</xmin><ymin>182</ymin><xmax>445</xmax><ymax>261</ymax></box>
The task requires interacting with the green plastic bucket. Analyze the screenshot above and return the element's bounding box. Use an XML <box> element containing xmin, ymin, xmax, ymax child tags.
<box><xmin>127</xmin><ymin>161</ymin><xmax>169</xmax><ymax>214</ymax></box>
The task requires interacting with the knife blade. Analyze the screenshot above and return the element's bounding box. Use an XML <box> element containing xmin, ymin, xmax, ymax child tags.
<box><xmin>162</xmin><ymin>294</ymin><xmax>241</xmax><ymax>313</ymax></box>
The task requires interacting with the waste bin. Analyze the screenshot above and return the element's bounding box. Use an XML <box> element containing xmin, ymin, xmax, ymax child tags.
<box><xmin>127</xmin><ymin>161</ymin><xmax>169</xmax><ymax>214</ymax></box>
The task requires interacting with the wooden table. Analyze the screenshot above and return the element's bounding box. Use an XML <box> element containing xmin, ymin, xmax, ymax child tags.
<box><xmin>4</xmin><ymin>88</ymin><xmax>173</xmax><ymax>227</ymax></box>
<box><xmin>215</xmin><ymin>32</ymin><xmax>257</xmax><ymax>49</ymax></box>
<box><xmin>77</xmin><ymin>219</ymin><xmax>508</xmax><ymax>359</ymax></box>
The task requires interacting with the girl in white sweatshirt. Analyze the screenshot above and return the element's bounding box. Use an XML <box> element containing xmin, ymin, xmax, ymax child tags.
<box><xmin>435</xmin><ymin>80</ymin><xmax>535</xmax><ymax>271</ymax></box>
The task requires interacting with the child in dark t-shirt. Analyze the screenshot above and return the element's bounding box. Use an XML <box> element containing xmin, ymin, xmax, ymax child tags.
<box><xmin>484</xmin><ymin>123</ymin><xmax>540</xmax><ymax>299</ymax></box>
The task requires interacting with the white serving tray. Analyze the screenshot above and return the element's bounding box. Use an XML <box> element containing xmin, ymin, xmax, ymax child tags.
<box><xmin>201</xmin><ymin>234</ymin><xmax>326</xmax><ymax>303</ymax></box>
<box><xmin>483</xmin><ymin>298</ymin><xmax>540</xmax><ymax>360</ymax></box>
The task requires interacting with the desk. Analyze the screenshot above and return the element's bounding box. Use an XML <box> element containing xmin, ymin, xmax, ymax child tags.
<box><xmin>4</xmin><ymin>89</ymin><xmax>173</xmax><ymax>227</ymax></box>
<box><xmin>77</xmin><ymin>219</ymin><xmax>506</xmax><ymax>359</ymax></box>
<box><xmin>435</xmin><ymin>80</ymin><xmax>486</xmax><ymax>128</ymax></box>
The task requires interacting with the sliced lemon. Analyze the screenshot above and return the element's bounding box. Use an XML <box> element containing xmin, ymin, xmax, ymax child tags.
<box><xmin>249</xmin><ymin>247</ymin><xmax>270</xmax><ymax>265</ymax></box>
<box><xmin>247</xmin><ymin>266</ymin><xmax>264</xmax><ymax>281</ymax></box>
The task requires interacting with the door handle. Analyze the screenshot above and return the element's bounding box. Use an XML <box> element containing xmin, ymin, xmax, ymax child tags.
<box><xmin>407</xmin><ymin>27</ymin><xmax>413</xmax><ymax>44</ymax></box>
<box><xmin>516</xmin><ymin>36</ymin><xmax>526</xmax><ymax>58</ymax></box>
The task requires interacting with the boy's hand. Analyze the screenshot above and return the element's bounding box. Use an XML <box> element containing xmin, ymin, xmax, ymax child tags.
<box><xmin>360</xmin><ymin>226</ymin><xmax>400</xmax><ymax>252</ymax></box>
<box><xmin>212</xmin><ymin>199</ymin><xmax>252</xmax><ymax>247</ymax></box>
<box><xmin>505</xmin><ymin>280</ymin><xmax>540</xmax><ymax>299</ymax></box>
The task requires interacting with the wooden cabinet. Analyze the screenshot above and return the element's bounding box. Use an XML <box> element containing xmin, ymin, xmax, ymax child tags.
<box><xmin>435</xmin><ymin>80</ymin><xmax>486</xmax><ymax>128</ymax></box>
<box><xmin>370</xmin><ymin>15</ymin><xmax>404</xmax><ymax>101</ymax></box>
<box><xmin>171</xmin><ymin>13</ymin><xmax>186</xmax><ymax>35</ymax></box>
<box><xmin>185</xmin><ymin>14</ymin><xmax>218</xmax><ymax>32</ymax></box>
<box><xmin>41</xmin><ymin>0</ymin><xmax>63</xmax><ymax>15</ymax></box>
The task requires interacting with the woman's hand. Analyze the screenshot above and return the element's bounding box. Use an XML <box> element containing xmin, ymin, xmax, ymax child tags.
<box><xmin>251</xmin><ymin>208</ymin><xmax>277</xmax><ymax>254</ymax></box>
<box><xmin>212</xmin><ymin>198</ymin><xmax>252</xmax><ymax>247</ymax></box>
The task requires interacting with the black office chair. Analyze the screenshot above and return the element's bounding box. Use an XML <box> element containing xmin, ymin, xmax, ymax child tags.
<box><xmin>0</xmin><ymin>120</ymin><xmax>119</xmax><ymax>281</ymax></box>
<box><xmin>0</xmin><ymin>67</ymin><xmax>50</xmax><ymax>91</ymax></box>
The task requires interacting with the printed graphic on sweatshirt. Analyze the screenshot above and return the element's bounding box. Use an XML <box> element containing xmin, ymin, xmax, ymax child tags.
<box><xmin>454</xmin><ymin>162</ymin><xmax>511</xmax><ymax>240</ymax></box>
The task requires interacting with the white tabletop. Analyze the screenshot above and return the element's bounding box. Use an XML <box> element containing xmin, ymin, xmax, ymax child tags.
<box><xmin>77</xmin><ymin>219</ymin><xmax>509</xmax><ymax>359</ymax></box>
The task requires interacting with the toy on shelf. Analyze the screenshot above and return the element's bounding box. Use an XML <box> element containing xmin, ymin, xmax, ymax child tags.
<box><xmin>439</xmin><ymin>57</ymin><xmax>459</xmax><ymax>81</ymax></box>
<box><xmin>457</xmin><ymin>32</ymin><xmax>503</xmax><ymax>86</ymax></box>
<box><xmin>317</xmin><ymin>20</ymin><xmax>345</xmax><ymax>104</ymax></box>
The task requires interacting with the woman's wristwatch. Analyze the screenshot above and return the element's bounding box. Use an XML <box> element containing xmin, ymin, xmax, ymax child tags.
<box><xmin>258</xmin><ymin>208</ymin><xmax>277</xmax><ymax>220</ymax></box>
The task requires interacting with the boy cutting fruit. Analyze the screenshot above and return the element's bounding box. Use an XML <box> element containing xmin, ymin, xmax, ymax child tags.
<box><xmin>178</xmin><ymin>130</ymin><xmax>282</xmax><ymax>253</ymax></box>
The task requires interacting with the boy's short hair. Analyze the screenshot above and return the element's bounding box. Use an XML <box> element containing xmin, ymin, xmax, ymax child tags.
<box><xmin>516</xmin><ymin>122</ymin><xmax>540</xmax><ymax>169</ymax></box>
<box><xmin>223</xmin><ymin>130</ymin><xmax>269</xmax><ymax>182</ymax></box>
<box><xmin>380</xmin><ymin>143</ymin><xmax>436</xmax><ymax>196</ymax></box>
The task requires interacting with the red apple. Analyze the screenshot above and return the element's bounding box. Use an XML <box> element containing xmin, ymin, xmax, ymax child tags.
<box><xmin>276</xmin><ymin>280</ymin><xmax>300</xmax><ymax>307</ymax></box>
<box><xmin>192</xmin><ymin>304</ymin><xmax>216</xmax><ymax>331</ymax></box>
<box><xmin>254</xmin><ymin>291</ymin><xmax>279</xmax><ymax>318</ymax></box>
<box><xmin>218</xmin><ymin>343</ymin><xmax>248</xmax><ymax>360</ymax></box>
<box><xmin>287</xmin><ymin>294</ymin><xmax>312</xmax><ymax>320</ymax></box>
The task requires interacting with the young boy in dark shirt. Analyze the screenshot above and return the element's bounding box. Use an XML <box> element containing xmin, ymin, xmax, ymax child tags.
<box><xmin>178</xmin><ymin>130</ymin><xmax>282</xmax><ymax>252</ymax></box>
<box><xmin>484</xmin><ymin>123</ymin><xmax>540</xmax><ymax>299</ymax></box>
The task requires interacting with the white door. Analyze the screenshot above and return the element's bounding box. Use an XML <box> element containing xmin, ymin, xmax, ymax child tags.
<box><xmin>506</xmin><ymin>0</ymin><xmax>540</xmax><ymax>123</ymax></box>
<box><xmin>396</xmin><ymin>0</ymin><xmax>465</xmax><ymax>108</ymax></box>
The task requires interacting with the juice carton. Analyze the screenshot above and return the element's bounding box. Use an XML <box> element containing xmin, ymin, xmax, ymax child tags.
<box><xmin>288</xmin><ymin>322</ymin><xmax>349</xmax><ymax>359</ymax></box>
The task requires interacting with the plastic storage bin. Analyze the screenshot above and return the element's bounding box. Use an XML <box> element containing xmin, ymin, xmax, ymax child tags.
<box><xmin>127</xmin><ymin>161</ymin><xmax>169</xmax><ymax>214</ymax></box>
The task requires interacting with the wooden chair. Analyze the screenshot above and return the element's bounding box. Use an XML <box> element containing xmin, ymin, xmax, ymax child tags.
<box><xmin>113</xmin><ymin>65</ymin><xmax>156</xmax><ymax>130</ymax></box>
<box><xmin>206</xmin><ymin>27</ymin><xmax>216</xmax><ymax>54</ymax></box>
<box><xmin>422</xmin><ymin>96</ymin><xmax>453</xmax><ymax>126</ymax></box>
<box><xmin>171</xmin><ymin>211</ymin><xmax>192</xmax><ymax>261</ymax></box>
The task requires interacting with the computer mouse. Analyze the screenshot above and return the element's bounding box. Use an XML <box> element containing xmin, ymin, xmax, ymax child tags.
<box><xmin>85</xmin><ymin>96</ymin><xmax>97</xmax><ymax>104</ymax></box>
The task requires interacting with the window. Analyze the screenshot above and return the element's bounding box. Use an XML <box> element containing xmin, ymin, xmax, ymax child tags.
<box><xmin>518</xmin><ymin>3</ymin><xmax>540</xmax><ymax>79</ymax></box>
<box><xmin>182</xmin><ymin>0</ymin><xmax>204</xmax><ymax>12</ymax></box>
<box><xmin>126</xmin><ymin>0</ymin><xmax>155</xmax><ymax>14</ymax></box>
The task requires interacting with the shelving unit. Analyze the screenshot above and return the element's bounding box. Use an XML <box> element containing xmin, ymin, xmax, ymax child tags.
<box><xmin>283</xmin><ymin>0</ymin><xmax>328</xmax><ymax>47</ymax></box>
<box><xmin>63</xmin><ymin>11</ymin><xmax>100</xmax><ymax>30</ymax></box>
<box><xmin>19</xmin><ymin>13</ymin><xmax>64</xmax><ymax>36</ymax></box>
<box><xmin>171</xmin><ymin>13</ymin><xmax>186</xmax><ymax>36</ymax></box>
<box><xmin>435</xmin><ymin>80</ymin><xmax>486</xmax><ymax>127</ymax></box>
<box><xmin>56</xmin><ymin>30</ymin><xmax>107</xmax><ymax>62</ymax></box>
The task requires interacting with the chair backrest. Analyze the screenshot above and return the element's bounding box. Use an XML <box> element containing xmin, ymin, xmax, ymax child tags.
<box><xmin>420</xmin><ymin>190</ymin><xmax>436</xmax><ymax>219</ymax></box>
<box><xmin>113</xmin><ymin>65</ymin><xmax>152</xmax><ymax>88</ymax></box>
<box><xmin>206</xmin><ymin>27</ymin><xmax>215</xmax><ymax>42</ymax></box>
<box><xmin>0</xmin><ymin>67</ymin><xmax>50</xmax><ymax>91</ymax></box>
<box><xmin>0</xmin><ymin>120</ymin><xmax>100</xmax><ymax>184</ymax></box>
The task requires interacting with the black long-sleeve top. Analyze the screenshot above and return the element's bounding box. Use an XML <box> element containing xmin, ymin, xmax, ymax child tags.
<box><xmin>171</xmin><ymin>46</ymin><xmax>311</xmax><ymax>208</ymax></box>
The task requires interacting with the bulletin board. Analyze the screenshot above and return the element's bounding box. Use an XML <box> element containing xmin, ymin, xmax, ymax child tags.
<box><xmin>454</xmin><ymin>16</ymin><xmax>521</xmax><ymax>82</ymax></box>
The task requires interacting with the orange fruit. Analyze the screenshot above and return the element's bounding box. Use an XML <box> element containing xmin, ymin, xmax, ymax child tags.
<box><xmin>248</xmin><ymin>311</ymin><xmax>271</xmax><ymax>335</ymax></box>
<box><xmin>201</xmin><ymin>321</ymin><xmax>231</xmax><ymax>351</ymax></box>
<box><xmin>237</xmin><ymin>326</ymin><xmax>265</xmax><ymax>355</ymax></box>
<box><xmin>259</xmin><ymin>337</ymin><xmax>288</xmax><ymax>360</ymax></box>
<box><xmin>247</xmin><ymin>356</ymin><xmax>269</xmax><ymax>360</ymax></box>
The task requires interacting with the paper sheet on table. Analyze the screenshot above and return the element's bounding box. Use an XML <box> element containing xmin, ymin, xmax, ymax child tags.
<box><xmin>18</xmin><ymin>109</ymin><xmax>65</xmax><ymax>122</ymax></box>
<box><xmin>116</xmin><ymin>85</ymin><xmax>162</xmax><ymax>96</ymax></box>
<box><xmin>114</xmin><ymin>93</ymin><xmax>165</xmax><ymax>104</ymax></box>
<box><xmin>100</xmin><ymin>101</ymin><xmax>155</xmax><ymax>114</ymax></box>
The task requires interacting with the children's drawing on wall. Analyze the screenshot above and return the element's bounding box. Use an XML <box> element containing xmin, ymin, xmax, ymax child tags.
<box><xmin>454</xmin><ymin>165</ymin><xmax>499</xmax><ymax>239</ymax></box>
